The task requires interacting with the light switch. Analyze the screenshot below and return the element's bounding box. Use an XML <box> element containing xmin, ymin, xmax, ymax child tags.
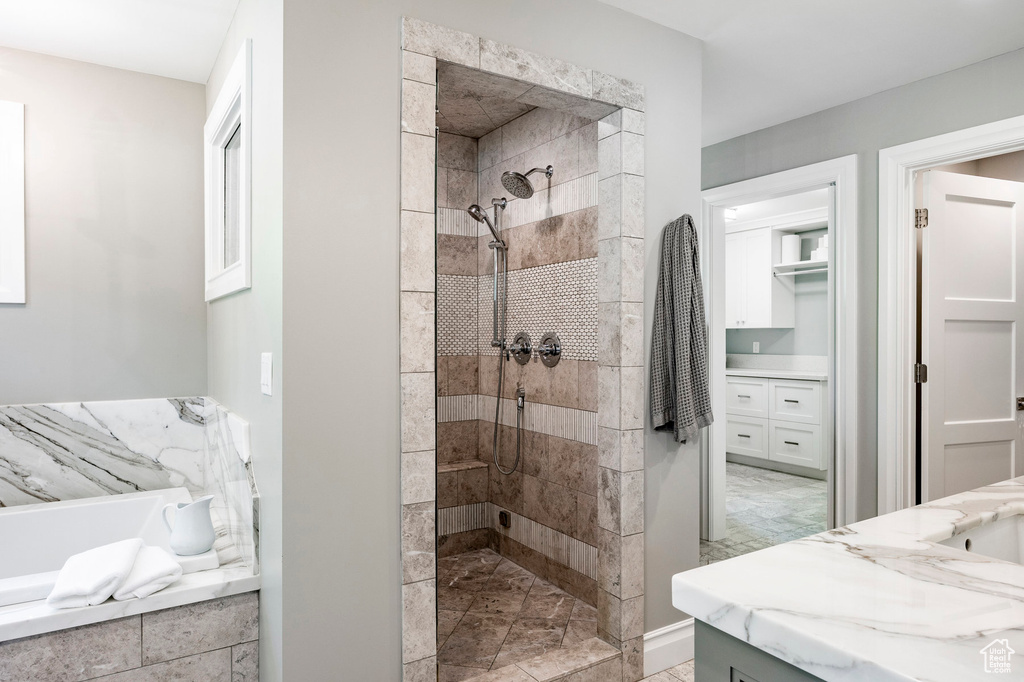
<box><xmin>753</xmin><ymin>342</ymin><xmax>760</xmax><ymax>354</ymax></box>
<box><xmin>261</xmin><ymin>353</ymin><xmax>273</xmax><ymax>396</ymax></box>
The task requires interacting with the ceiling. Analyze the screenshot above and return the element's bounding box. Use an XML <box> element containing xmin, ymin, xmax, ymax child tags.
<box><xmin>0</xmin><ymin>0</ymin><xmax>240</xmax><ymax>83</ymax></box>
<box><xmin>437</xmin><ymin>61</ymin><xmax>617</xmax><ymax>138</ymax></box>
<box><xmin>598</xmin><ymin>0</ymin><xmax>1024</xmax><ymax>146</ymax></box>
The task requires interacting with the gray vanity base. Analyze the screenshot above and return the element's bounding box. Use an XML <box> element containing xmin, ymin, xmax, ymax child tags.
<box><xmin>695</xmin><ymin>620</ymin><xmax>825</xmax><ymax>682</ymax></box>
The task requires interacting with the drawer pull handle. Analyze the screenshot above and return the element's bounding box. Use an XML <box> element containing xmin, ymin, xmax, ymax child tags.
<box><xmin>737</xmin><ymin>434</ymin><xmax>750</xmax><ymax>438</ymax></box>
<box><xmin>737</xmin><ymin>394</ymin><xmax>751</xmax><ymax>399</ymax></box>
<box><xmin>784</xmin><ymin>440</ymin><xmax>799</xmax><ymax>446</ymax></box>
<box><xmin>784</xmin><ymin>399</ymin><xmax>800</xmax><ymax>404</ymax></box>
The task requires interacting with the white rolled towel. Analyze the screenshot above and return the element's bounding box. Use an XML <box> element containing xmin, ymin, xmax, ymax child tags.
<box><xmin>47</xmin><ymin>538</ymin><xmax>143</xmax><ymax>609</ymax></box>
<box><xmin>114</xmin><ymin>545</ymin><xmax>183</xmax><ymax>600</ymax></box>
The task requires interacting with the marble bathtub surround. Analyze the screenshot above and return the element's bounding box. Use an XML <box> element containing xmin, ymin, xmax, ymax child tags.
<box><xmin>674</xmin><ymin>476</ymin><xmax>1024</xmax><ymax>682</ymax></box>
<box><xmin>0</xmin><ymin>397</ymin><xmax>259</xmax><ymax>575</ymax></box>
<box><xmin>0</xmin><ymin>592</ymin><xmax>257</xmax><ymax>681</ymax></box>
<box><xmin>401</xmin><ymin>16</ymin><xmax>646</xmax><ymax>680</ymax></box>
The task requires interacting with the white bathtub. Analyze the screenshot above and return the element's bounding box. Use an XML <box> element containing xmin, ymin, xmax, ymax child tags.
<box><xmin>0</xmin><ymin>488</ymin><xmax>219</xmax><ymax>608</ymax></box>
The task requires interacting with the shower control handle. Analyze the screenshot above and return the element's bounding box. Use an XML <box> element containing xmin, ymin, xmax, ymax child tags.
<box><xmin>538</xmin><ymin>332</ymin><xmax>562</xmax><ymax>368</ymax></box>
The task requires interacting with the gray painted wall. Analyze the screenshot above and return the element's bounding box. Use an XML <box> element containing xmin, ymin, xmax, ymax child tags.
<box><xmin>205</xmin><ymin>1</ymin><xmax>283</xmax><ymax>680</ymax></box>
<box><xmin>282</xmin><ymin>2</ymin><xmax>701</xmax><ymax>678</ymax></box>
<box><xmin>703</xmin><ymin>46</ymin><xmax>1024</xmax><ymax>521</ymax></box>
<box><xmin>0</xmin><ymin>47</ymin><xmax>207</xmax><ymax>405</ymax></box>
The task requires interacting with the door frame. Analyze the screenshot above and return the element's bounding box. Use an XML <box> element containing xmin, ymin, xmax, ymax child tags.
<box><xmin>700</xmin><ymin>155</ymin><xmax>859</xmax><ymax>540</ymax></box>
<box><xmin>878</xmin><ymin>114</ymin><xmax>1024</xmax><ymax>515</ymax></box>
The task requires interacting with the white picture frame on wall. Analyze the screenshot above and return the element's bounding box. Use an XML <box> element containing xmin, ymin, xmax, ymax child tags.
<box><xmin>204</xmin><ymin>39</ymin><xmax>252</xmax><ymax>302</ymax></box>
<box><xmin>0</xmin><ymin>100</ymin><xmax>25</xmax><ymax>305</ymax></box>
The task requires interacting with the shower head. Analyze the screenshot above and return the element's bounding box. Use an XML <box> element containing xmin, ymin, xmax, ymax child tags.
<box><xmin>501</xmin><ymin>165</ymin><xmax>554</xmax><ymax>199</ymax></box>
<box><xmin>467</xmin><ymin>204</ymin><xmax>501</xmax><ymax>242</ymax></box>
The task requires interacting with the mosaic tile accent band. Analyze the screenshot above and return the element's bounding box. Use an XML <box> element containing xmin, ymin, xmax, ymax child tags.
<box><xmin>436</xmin><ymin>394</ymin><xmax>598</xmax><ymax>445</ymax></box>
<box><xmin>477</xmin><ymin>258</ymin><xmax>598</xmax><ymax>361</ymax></box>
<box><xmin>438</xmin><ymin>502</ymin><xmax>598</xmax><ymax>580</ymax></box>
<box><xmin>435</xmin><ymin>174</ymin><xmax>598</xmax><ymax>238</ymax></box>
<box><xmin>437</xmin><ymin>207</ymin><xmax>479</xmax><ymax>237</ymax></box>
<box><xmin>436</xmin><ymin>394</ymin><xmax>478</xmax><ymax>423</ymax></box>
<box><xmin>437</xmin><ymin>274</ymin><xmax>479</xmax><ymax>356</ymax></box>
<box><xmin>437</xmin><ymin>502</ymin><xmax>489</xmax><ymax>536</ymax></box>
<box><xmin>491</xmin><ymin>504</ymin><xmax>597</xmax><ymax>580</ymax></box>
<box><xmin>502</xmin><ymin>173</ymin><xmax>598</xmax><ymax>231</ymax></box>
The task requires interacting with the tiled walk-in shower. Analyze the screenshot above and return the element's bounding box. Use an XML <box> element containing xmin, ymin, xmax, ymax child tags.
<box><xmin>699</xmin><ymin>462</ymin><xmax>827</xmax><ymax>565</ymax></box>
<box><xmin>399</xmin><ymin>16</ymin><xmax>648</xmax><ymax>680</ymax></box>
<box><xmin>436</xmin><ymin>549</ymin><xmax>596</xmax><ymax>680</ymax></box>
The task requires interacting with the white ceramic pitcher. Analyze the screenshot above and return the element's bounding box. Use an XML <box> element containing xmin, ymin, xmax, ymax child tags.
<box><xmin>162</xmin><ymin>494</ymin><xmax>216</xmax><ymax>556</ymax></box>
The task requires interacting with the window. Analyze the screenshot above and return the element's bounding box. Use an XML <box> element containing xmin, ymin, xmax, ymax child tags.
<box><xmin>0</xmin><ymin>100</ymin><xmax>25</xmax><ymax>305</ymax></box>
<box><xmin>204</xmin><ymin>40</ymin><xmax>251</xmax><ymax>301</ymax></box>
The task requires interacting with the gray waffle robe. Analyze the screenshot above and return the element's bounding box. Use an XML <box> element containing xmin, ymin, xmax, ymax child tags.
<box><xmin>650</xmin><ymin>214</ymin><xmax>713</xmax><ymax>443</ymax></box>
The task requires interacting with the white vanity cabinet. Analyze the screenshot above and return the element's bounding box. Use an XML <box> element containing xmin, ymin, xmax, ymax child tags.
<box><xmin>724</xmin><ymin>374</ymin><xmax>825</xmax><ymax>471</ymax></box>
<box><xmin>724</xmin><ymin>227</ymin><xmax>794</xmax><ymax>329</ymax></box>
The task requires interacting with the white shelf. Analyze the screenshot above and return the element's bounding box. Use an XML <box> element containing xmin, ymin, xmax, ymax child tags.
<box><xmin>772</xmin><ymin>259</ymin><xmax>828</xmax><ymax>276</ymax></box>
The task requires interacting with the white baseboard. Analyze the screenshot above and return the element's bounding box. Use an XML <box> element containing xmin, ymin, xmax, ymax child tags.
<box><xmin>644</xmin><ymin>618</ymin><xmax>695</xmax><ymax>676</ymax></box>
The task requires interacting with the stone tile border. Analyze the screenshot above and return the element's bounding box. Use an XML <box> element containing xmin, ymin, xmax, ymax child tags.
<box><xmin>399</xmin><ymin>17</ymin><xmax>646</xmax><ymax>681</ymax></box>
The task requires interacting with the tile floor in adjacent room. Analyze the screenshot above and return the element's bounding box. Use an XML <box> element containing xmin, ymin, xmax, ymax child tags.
<box><xmin>437</xmin><ymin>549</ymin><xmax>598</xmax><ymax>681</ymax></box>
<box><xmin>642</xmin><ymin>661</ymin><xmax>695</xmax><ymax>682</ymax></box>
<box><xmin>699</xmin><ymin>461</ymin><xmax>827</xmax><ymax>566</ymax></box>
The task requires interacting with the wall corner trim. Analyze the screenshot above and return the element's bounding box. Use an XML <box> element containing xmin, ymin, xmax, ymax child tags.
<box><xmin>643</xmin><ymin>618</ymin><xmax>694</xmax><ymax>676</ymax></box>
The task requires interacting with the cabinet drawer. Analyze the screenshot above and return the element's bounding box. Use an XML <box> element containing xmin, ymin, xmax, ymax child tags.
<box><xmin>769</xmin><ymin>380</ymin><xmax>821</xmax><ymax>424</ymax></box>
<box><xmin>726</xmin><ymin>416</ymin><xmax>768</xmax><ymax>459</ymax></box>
<box><xmin>725</xmin><ymin>377</ymin><xmax>769</xmax><ymax>417</ymax></box>
<box><xmin>769</xmin><ymin>422</ymin><xmax>822</xmax><ymax>469</ymax></box>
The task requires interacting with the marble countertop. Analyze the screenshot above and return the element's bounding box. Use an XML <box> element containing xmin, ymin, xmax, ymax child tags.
<box><xmin>673</xmin><ymin>476</ymin><xmax>1024</xmax><ymax>681</ymax></box>
<box><xmin>725</xmin><ymin>367</ymin><xmax>828</xmax><ymax>381</ymax></box>
<box><xmin>0</xmin><ymin>564</ymin><xmax>260</xmax><ymax>643</ymax></box>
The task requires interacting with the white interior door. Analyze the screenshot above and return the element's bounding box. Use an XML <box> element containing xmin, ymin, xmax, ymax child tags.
<box><xmin>921</xmin><ymin>170</ymin><xmax>1024</xmax><ymax>501</ymax></box>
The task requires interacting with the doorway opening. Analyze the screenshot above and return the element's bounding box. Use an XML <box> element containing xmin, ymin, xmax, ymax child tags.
<box><xmin>699</xmin><ymin>156</ymin><xmax>859</xmax><ymax>552</ymax></box>
<box><xmin>878</xmin><ymin>114</ymin><xmax>1024</xmax><ymax>514</ymax></box>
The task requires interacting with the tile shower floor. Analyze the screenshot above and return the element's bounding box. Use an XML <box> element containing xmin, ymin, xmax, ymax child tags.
<box><xmin>699</xmin><ymin>462</ymin><xmax>827</xmax><ymax>565</ymax></box>
<box><xmin>436</xmin><ymin>548</ymin><xmax>597</xmax><ymax>681</ymax></box>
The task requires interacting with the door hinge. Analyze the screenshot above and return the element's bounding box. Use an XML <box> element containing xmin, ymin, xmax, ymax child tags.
<box><xmin>915</xmin><ymin>208</ymin><xmax>928</xmax><ymax>229</ymax></box>
<box><xmin>914</xmin><ymin>363</ymin><xmax>928</xmax><ymax>383</ymax></box>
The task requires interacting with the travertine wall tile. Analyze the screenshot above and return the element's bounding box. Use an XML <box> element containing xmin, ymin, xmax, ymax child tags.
<box><xmin>598</xmin><ymin>133</ymin><xmax>622</xmax><ymax>180</ymax></box>
<box><xmin>102</xmin><ymin>648</ymin><xmax>232</xmax><ymax>682</ymax></box>
<box><xmin>592</xmin><ymin>72</ymin><xmax>645</xmax><ymax>111</ymax></box>
<box><xmin>598</xmin><ymin>110</ymin><xmax>621</xmax><ymax>140</ymax></box>
<box><xmin>402</xmin><ymin>579</ymin><xmax>437</xmax><ymax>663</ymax></box>
<box><xmin>619</xmin><ymin>366</ymin><xmax>644</xmax><ymax>430</ymax></box>
<box><xmin>598</xmin><ymin>177</ymin><xmax>622</xmax><ymax>241</ymax></box>
<box><xmin>621</xmin><ymin>174</ymin><xmax>645</xmax><ymax>239</ymax></box>
<box><xmin>621</xmin><ymin>596</ymin><xmax>643</xmax><ymax>640</ymax></box>
<box><xmin>402</xmin><ymin>79</ymin><xmax>436</xmax><ymax>137</ymax></box>
<box><xmin>621</xmin><ymin>636</ymin><xmax>645</xmax><ymax>682</ymax></box>
<box><xmin>438</xmin><ymin>133</ymin><xmax>478</xmax><ymax>173</ymax></box>
<box><xmin>620</xmin><ymin>533</ymin><xmax>644</xmax><ymax>600</ymax></box>
<box><xmin>401</xmin><ymin>372</ymin><xmax>435</xmax><ymax>453</ymax></box>
<box><xmin>400</xmin><ymin>292</ymin><xmax>435</xmax><ymax>373</ymax></box>
<box><xmin>403</xmin><ymin>17</ymin><xmax>479</xmax><ymax>67</ymax></box>
<box><xmin>597</xmin><ymin>467</ymin><xmax>621</xmax><ymax>533</ymax></box>
<box><xmin>403</xmin><ymin>501</ymin><xmax>436</xmax><ymax>583</ymax></box>
<box><xmin>142</xmin><ymin>593</ymin><xmax>258</xmax><ymax>664</ymax></box>
<box><xmin>401</xmin><ymin>132</ymin><xmax>436</xmax><ymax>213</ymax></box>
<box><xmin>403</xmin><ymin>655</ymin><xmax>437</xmax><ymax>682</ymax></box>
<box><xmin>597</xmin><ymin>366</ymin><xmax>621</xmax><ymax>430</ymax></box>
<box><xmin>0</xmin><ymin>616</ymin><xmax>141</xmax><ymax>681</ymax></box>
<box><xmin>231</xmin><ymin>641</ymin><xmax>258</xmax><ymax>682</ymax></box>
<box><xmin>621</xmin><ymin>132</ymin><xmax>644</xmax><ymax>177</ymax></box>
<box><xmin>620</xmin><ymin>471</ymin><xmax>644</xmax><ymax>535</ymax></box>
<box><xmin>403</xmin><ymin>50</ymin><xmax>436</xmax><ymax>86</ymax></box>
<box><xmin>597</xmin><ymin>589</ymin><xmax>621</xmax><ymax>640</ymax></box>
<box><xmin>480</xmin><ymin>39</ymin><xmax>591</xmax><ymax>98</ymax></box>
<box><xmin>401</xmin><ymin>449</ymin><xmax>435</xmax><ymax>505</ymax></box>
<box><xmin>621</xmin><ymin>109</ymin><xmax>644</xmax><ymax>135</ymax></box>
<box><xmin>401</xmin><ymin>211</ymin><xmax>435</xmax><ymax>293</ymax></box>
